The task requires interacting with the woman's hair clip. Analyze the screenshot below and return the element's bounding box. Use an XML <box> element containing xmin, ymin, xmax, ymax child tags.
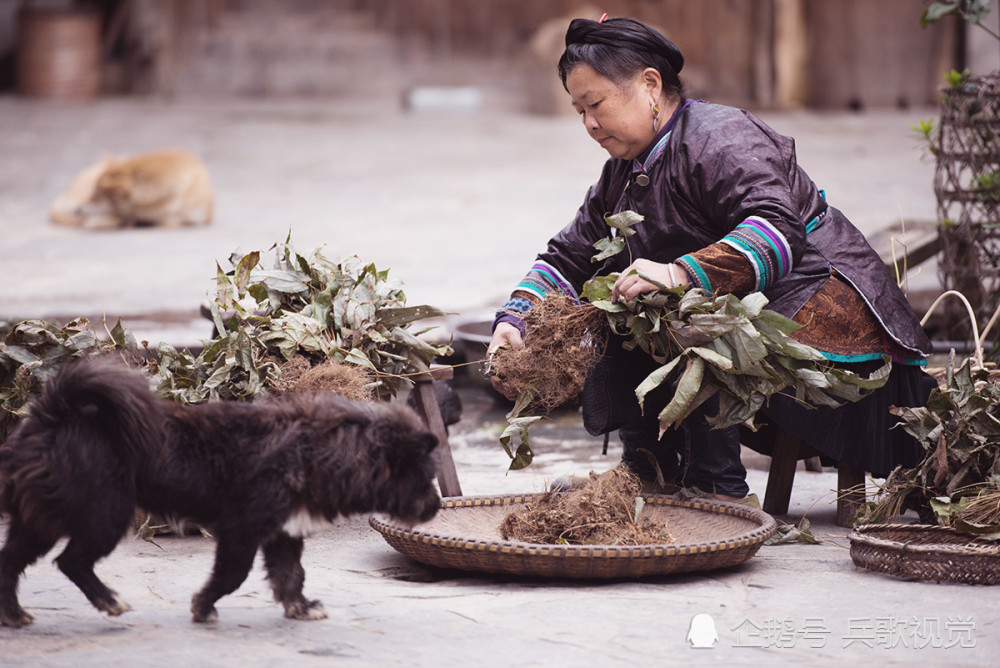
<box><xmin>599</xmin><ymin>12</ymin><xmax>608</xmax><ymax>23</ymax></box>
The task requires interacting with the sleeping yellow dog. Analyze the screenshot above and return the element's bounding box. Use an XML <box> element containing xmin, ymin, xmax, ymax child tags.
<box><xmin>50</xmin><ymin>150</ymin><xmax>214</xmax><ymax>229</ymax></box>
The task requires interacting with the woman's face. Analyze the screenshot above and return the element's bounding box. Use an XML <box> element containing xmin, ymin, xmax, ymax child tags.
<box><xmin>566</xmin><ymin>64</ymin><xmax>659</xmax><ymax>161</ymax></box>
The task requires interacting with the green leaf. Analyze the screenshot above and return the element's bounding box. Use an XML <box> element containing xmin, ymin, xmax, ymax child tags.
<box><xmin>603</xmin><ymin>210</ymin><xmax>644</xmax><ymax>236</ymax></box>
<box><xmin>960</xmin><ymin>0</ymin><xmax>994</xmax><ymax>24</ymax></box>
<box><xmin>921</xmin><ymin>2</ymin><xmax>960</xmax><ymax>27</ymax></box>
<box><xmin>725</xmin><ymin>323</ymin><xmax>771</xmax><ymax>376</ymax></box>
<box><xmin>1</xmin><ymin>345</ymin><xmax>40</xmax><ymax>366</ymax></box>
<box><xmin>739</xmin><ymin>292</ymin><xmax>769</xmax><ymax>318</ymax></box>
<box><xmin>581</xmin><ymin>274</ymin><xmax>617</xmax><ymax>302</ymax></box>
<box><xmin>589</xmin><ymin>299</ymin><xmax>627</xmax><ymax>314</ymax></box>
<box><xmin>234</xmin><ymin>251</ymin><xmax>260</xmax><ymax>296</ymax></box>
<box><xmin>687</xmin><ymin>346</ymin><xmax>734</xmax><ymax>371</ymax></box>
<box><xmin>499</xmin><ymin>415</ymin><xmax>544</xmax><ymax>470</ymax></box>
<box><xmin>591</xmin><ymin>236</ymin><xmax>626</xmax><ymax>263</ymax></box>
<box><xmin>669</xmin><ymin>313</ymin><xmax>742</xmax><ymax>347</ymax></box>
<box><xmin>250</xmin><ymin>269</ymin><xmax>310</xmax><ymax>295</ymax></box>
<box><xmin>215</xmin><ymin>262</ymin><xmax>236</xmax><ymax>310</ymax></box>
<box><xmin>764</xmin><ymin>518</ymin><xmax>821</xmax><ymax>545</ymax></box>
<box><xmin>342</xmin><ymin>347</ymin><xmax>376</xmax><ymax>370</ymax></box>
<box><xmin>951</xmin><ymin>518</ymin><xmax>1000</xmax><ymax>540</ymax></box>
<box><xmin>506</xmin><ymin>387</ymin><xmax>537</xmax><ymax>419</ymax></box>
<box><xmin>376</xmin><ymin>305</ymin><xmax>448</xmax><ymax>328</ymax></box>
<box><xmin>753</xmin><ymin>308</ymin><xmax>802</xmax><ymax>336</ymax></box>
<box><xmin>708</xmin><ymin>391</ymin><xmax>766</xmax><ymax>430</ymax></box>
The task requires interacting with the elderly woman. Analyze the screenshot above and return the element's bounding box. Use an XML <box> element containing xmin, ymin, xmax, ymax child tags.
<box><xmin>488</xmin><ymin>16</ymin><xmax>936</xmax><ymax>500</ymax></box>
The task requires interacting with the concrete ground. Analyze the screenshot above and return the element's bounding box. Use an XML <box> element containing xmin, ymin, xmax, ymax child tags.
<box><xmin>1</xmin><ymin>93</ymin><xmax>995</xmax><ymax>666</ymax></box>
<box><xmin>0</xmin><ymin>94</ymin><xmax>941</xmax><ymax>341</ymax></box>
<box><xmin>0</xmin><ymin>383</ymin><xmax>995</xmax><ymax>667</ymax></box>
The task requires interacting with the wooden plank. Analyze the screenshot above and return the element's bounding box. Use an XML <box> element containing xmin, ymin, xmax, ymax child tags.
<box><xmin>411</xmin><ymin>377</ymin><xmax>462</xmax><ymax>498</ymax></box>
<box><xmin>867</xmin><ymin>219</ymin><xmax>942</xmax><ymax>270</ymax></box>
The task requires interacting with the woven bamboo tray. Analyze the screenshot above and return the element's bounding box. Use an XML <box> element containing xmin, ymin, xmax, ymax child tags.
<box><xmin>850</xmin><ymin>524</ymin><xmax>1000</xmax><ymax>585</ymax></box>
<box><xmin>370</xmin><ymin>493</ymin><xmax>777</xmax><ymax>579</ymax></box>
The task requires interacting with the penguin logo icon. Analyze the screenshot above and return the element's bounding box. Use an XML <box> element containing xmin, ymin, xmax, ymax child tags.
<box><xmin>687</xmin><ymin>613</ymin><xmax>719</xmax><ymax>649</ymax></box>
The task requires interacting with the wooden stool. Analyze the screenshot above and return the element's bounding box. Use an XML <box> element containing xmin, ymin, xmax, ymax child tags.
<box><xmin>409</xmin><ymin>365</ymin><xmax>462</xmax><ymax>498</ymax></box>
<box><xmin>761</xmin><ymin>429</ymin><xmax>864</xmax><ymax>528</ymax></box>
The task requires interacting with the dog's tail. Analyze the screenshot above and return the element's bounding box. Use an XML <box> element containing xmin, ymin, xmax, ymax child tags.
<box><xmin>26</xmin><ymin>356</ymin><xmax>165</xmax><ymax>467</ymax></box>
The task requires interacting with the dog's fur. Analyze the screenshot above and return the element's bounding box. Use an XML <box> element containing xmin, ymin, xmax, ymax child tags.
<box><xmin>0</xmin><ymin>358</ymin><xmax>440</xmax><ymax>627</ymax></box>
<box><xmin>49</xmin><ymin>150</ymin><xmax>214</xmax><ymax>229</ymax></box>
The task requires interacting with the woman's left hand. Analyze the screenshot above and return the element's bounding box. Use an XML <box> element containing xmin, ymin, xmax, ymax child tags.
<box><xmin>612</xmin><ymin>259</ymin><xmax>689</xmax><ymax>302</ymax></box>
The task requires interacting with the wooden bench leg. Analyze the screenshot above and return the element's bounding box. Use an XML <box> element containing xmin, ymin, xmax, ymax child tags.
<box><xmin>761</xmin><ymin>428</ymin><xmax>866</xmax><ymax>526</ymax></box>
<box><xmin>411</xmin><ymin>368</ymin><xmax>462</xmax><ymax>498</ymax></box>
<box><xmin>836</xmin><ymin>465</ymin><xmax>865</xmax><ymax>528</ymax></box>
<box><xmin>762</xmin><ymin>430</ymin><xmax>802</xmax><ymax>515</ymax></box>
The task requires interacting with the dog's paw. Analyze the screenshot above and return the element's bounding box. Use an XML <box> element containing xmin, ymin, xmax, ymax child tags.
<box><xmin>100</xmin><ymin>592</ymin><xmax>133</xmax><ymax>617</ymax></box>
<box><xmin>191</xmin><ymin>606</ymin><xmax>219</xmax><ymax>625</ymax></box>
<box><xmin>285</xmin><ymin>599</ymin><xmax>327</xmax><ymax>621</ymax></box>
<box><xmin>191</xmin><ymin>594</ymin><xmax>219</xmax><ymax>625</ymax></box>
<box><xmin>0</xmin><ymin>607</ymin><xmax>35</xmax><ymax>628</ymax></box>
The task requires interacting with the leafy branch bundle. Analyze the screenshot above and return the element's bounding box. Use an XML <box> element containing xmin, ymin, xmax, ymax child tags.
<box><xmin>861</xmin><ymin>357</ymin><xmax>1000</xmax><ymax>538</ymax></box>
<box><xmin>495</xmin><ymin>210</ymin><xmax>890</xmax><ymax>470</ymax></box>
<box><xmin>157</xmin><ymin>235</ymin><xmax>449</xmax><ymax>404</ymax></box>
<box><xmin>581</xmin><ymin>277</ymin><xmax>891</xmax><ymax>436</ymax></box>
<box><xmin>2</xmin><ymin>235</ymin><xmax>449</xmax><ymax>443</ymax></box>
<box><xmin>0</xmin><ymin>318</ymin><xmax>140</xmax><ymax>442</ymax></box>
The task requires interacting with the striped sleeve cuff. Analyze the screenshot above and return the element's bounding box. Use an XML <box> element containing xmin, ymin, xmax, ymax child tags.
<box><xmin>675</xmin><ymin>254</ymin><xmax>713</xmax><ymax>294</ymax></box>
<box><xmin>717</xmin><ymin>216</ymin><xmax>793</xmax><ymax>292</ymax></box>
<box><xmin>514</xmin><ymin>261</ymin><xmax>580</xmax><ymax>302</ymax></box>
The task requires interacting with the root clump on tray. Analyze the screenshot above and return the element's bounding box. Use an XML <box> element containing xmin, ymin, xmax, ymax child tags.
<box><xmin>499</xmin><ymin>468</ymin><xmax>675</xmax><ymax>546</ymax></box>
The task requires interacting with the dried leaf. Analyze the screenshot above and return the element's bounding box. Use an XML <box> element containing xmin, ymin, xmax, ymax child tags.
<box><xmin>764</xmin><ymin>518</ymin><xmax>821</xmax><ymax>545</ymax></box>
<box><xmin>657</xmin><ymin>356</ymin><xmax>705</xmax><ymax>434</ymax></box>
<box><xmin>635</xmin><ymin>356</ymin><xmax>682</xmax><ymax>411</ymax></box>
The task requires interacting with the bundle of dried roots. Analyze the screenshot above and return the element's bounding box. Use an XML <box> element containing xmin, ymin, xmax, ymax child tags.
<box><xmin>499</xmin><ymin>468</ymin><xmax>674</xmax><ymax>546</ymax></box>
<box><xmin>486</xmin><ymin>294</ymin><xmax>607</xmax><ymax>412</ymax></box>
<box><xmin>269</xmin><ymin>357</ymin><xmax>374</xmax><ymax>402</ymax></box>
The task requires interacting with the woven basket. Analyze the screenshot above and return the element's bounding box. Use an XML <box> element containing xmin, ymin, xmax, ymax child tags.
<box><xmin>370</xmin><ymin>493</ymin><xmax>776</xmax><ymax>579</ymax></box>
<box><xmin>850</xmin><ymin>524</ymin><xmax>1000</xmax><ymax>585</ymax></box>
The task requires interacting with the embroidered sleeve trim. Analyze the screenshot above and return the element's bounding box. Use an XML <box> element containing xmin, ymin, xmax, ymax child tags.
<box><xmin>675</xmin><ymin>254</ymin><xmax>713</xmax><ymax>294</ymax></box>
<box><xmin>718</xmin><ymin>216</ymin><xmax>793</xmax><ymax>291</ymax></box>
<box><xmin>514</xmin><ymin>261</ymin><xmax>580</xmax><ymax>302</ymax></box>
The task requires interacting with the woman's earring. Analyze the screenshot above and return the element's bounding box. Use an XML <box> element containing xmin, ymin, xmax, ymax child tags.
<box><xmin>651</xmin><ymin>104</ymin><xmax>661</xmax><ymax>132</ymax></box>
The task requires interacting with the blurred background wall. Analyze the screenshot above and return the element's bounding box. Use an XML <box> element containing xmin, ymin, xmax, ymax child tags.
<box><xmin>0</xmin><ymin>0</ymin><xmax>994</xmax><ymax>111</ymax></box>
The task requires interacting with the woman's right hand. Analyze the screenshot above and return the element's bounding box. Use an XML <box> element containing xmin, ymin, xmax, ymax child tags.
<box><xmin>486</xmin><ymin>322</ymin><xmax>524</xmax><ymax>400</ymax></box>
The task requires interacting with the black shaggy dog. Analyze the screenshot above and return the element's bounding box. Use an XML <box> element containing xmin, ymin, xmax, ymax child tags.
<box><xmin>0</xmin><ymin>357</ymin><xmax>440</xmax><ymax>627</ymax></box>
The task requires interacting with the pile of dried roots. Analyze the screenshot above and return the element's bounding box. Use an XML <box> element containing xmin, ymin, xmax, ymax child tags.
<box><xmin>269</xmin><ymin>357</ymin><xmax>374</xmax><ymax>401</ymax></box>
<box><xmin>486</xmin><ymin>294</ymin><xmax>606</xmax><ymax>412</ymax></box>
<box><xmin>499</xmin><ymin>468</ymin><xmax>674</xmax><ymax>546</ymax></box>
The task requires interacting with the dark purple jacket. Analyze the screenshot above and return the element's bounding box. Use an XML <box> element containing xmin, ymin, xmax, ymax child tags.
<box><xmin>536</xmin><ymin>101</ymin><xmax>931</xmax><ymax>357</ymax></box>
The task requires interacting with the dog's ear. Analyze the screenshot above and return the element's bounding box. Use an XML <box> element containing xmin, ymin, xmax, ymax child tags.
<box><xmin>416</xmin><ymin>431</ymin><xmax>438</xmax><ymax>455</ymax></box>
<box><xmin>387</xmin><ymin>428</ymin><xmax>438</xmax><ymax>459</ymax></box>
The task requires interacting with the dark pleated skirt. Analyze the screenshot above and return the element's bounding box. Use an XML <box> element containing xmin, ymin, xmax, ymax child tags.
<box><xmin>742</xmin><ymin>360</ymin><xmax>937</xmax><ymax>478</ymax></box>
